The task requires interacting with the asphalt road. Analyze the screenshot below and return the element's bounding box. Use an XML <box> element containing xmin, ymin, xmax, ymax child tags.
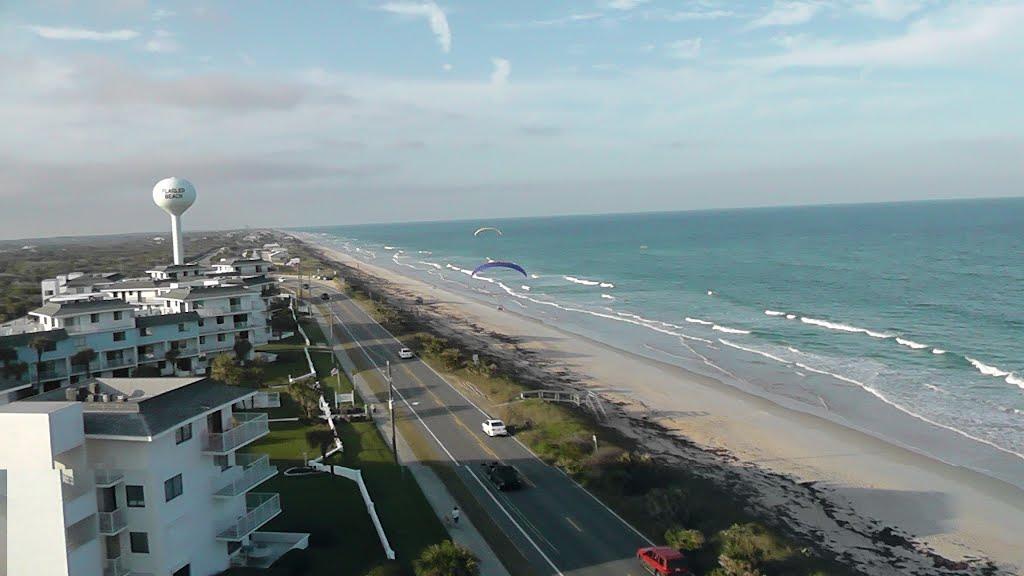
<box><xmin>307</xmin><ymin>281</ymin><xmax>653</xmax><ymax>576</ymax></box>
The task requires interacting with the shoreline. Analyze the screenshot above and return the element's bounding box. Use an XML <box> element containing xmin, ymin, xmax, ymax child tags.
<box><xmin>291</xmin><ymin>232</ymin><xmax>1024</xmax><ymax>575</ymax></box>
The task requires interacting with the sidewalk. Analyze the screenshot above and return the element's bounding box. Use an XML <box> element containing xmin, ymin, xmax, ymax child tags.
<box><xmin>312</xmin><ymin>305</ymin><xmax>511</xmax><ymax>576</ymax></box>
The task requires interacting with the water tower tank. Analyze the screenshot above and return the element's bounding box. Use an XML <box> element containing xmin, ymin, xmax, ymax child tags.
<box><xmin>152</xmin><ymin>177</ymin><xmax>197</xmax><ymax>265</ymax></box>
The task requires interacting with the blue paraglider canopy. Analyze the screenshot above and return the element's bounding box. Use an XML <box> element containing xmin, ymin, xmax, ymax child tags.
<box><xmin>471</xmin><ymin>261</ymin><xmax>527</xmax><ymax>278</ymax></box>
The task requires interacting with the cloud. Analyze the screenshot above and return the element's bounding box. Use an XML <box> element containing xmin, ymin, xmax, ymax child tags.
<box><xmin>490</xmin><ymin>58</ymin><xmax>510</xmax><ymax>87</ymax></box>
<box><xmin>662</xmin><ymin>9</ymin><xmax>735</xmax><ymax>21</ymax></box>
<box><xmin>521</xmin><ymin>13</ymin><xmax>603</xmax><ymax>27</ymax></box>
<box><xmin>751</xmin><ymin>2</ymin><xmax>1024</xmax><ymax>69</ymax></box>
<box><xmin>748</xmin><ymin>2</ymin><xmax>823</xmax><ymax>29</ymax></box>
<box><xmin>24</xmin><ymin>26</ymin><xmax>140</xmax><ymax>41</ymax></box>
<box><xmin>144</xmin><ymin>30</ymin><xmax>179</xmax><ymax>53</ymax></box>
<box><xmin>606</xmin><ymin>0</ymin><xmax>649</xmax><ymax>10</ymax></box>
<box><xmin>854</xmin><ymin>0</ymin><xmax>925</xmax><ymax>21</ymax></box>
<box><xmin>380</xmin><ymin>2</ymin><xmax>451</xmax><ymax>53</ymax></box>
<box><xmin>666</xmin><ymin>38</ymin><xmax>703</xmax><ymax>59</ymax></box>
<box><xmin>151</xmin><ymin>8</ymin><xmax>176</xmax><ymax>21</ymax></box>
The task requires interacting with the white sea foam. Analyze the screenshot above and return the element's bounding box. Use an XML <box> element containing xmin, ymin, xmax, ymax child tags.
<box><xmin>601</xmin><ymin>294</ymin><xmax>615</xmax><ymax>300</ymax></box>
<box><xmin>800</xmin><ymin>317</ymin><xmax>893</xmax><ymax>339</ymax></box>
<box><xmin>600</xmin><ymin>282</ymin><xmax>615</xmax><ymax>288</ymax></box>
<box><xmin>383</xmin><ymin>245</ymin><xmax>397</xmax><ymax>250</ymax></box>
<box><xmin>787</xmin><ymin>346</ymin><xmax>804</xmax><ymax>355</ymax></box>
<box><xmin>712</xmin><ymin>325</ymin><xmax>751</xmax><ymax>335</ymax></box>
<box><xmin>530</xmin><ymin>274</ymin><xmax>540</xmax><ymax>279</ymax></box>
<box><xmin>685</xmin><ymin>317</ymin><xmax>713</xmax><ymax>325</ymax></box>
<box><xmin>786</xmin><ymin>314</ymin><xmax>796</xmax><ymax>319</ymax></box>
<box><xmin>718</xmin><ymin>339</ymin><xmax>787</xmax><ymax>364</ymax></box>
<box><xmin>932</xmin><ymin>348</ymin><xmax>946</xmax><ymax>355</ymax></box>
<box><xmin>563</xmin><ymin>275</ymin><xmax>601</xmax><ymax>286</ymax></box>
<box><xmin>521</xmin><ymin>285</ymin><xmax>531</xmax><ymax>291</ymax></box>
<box><xmin>966</xmin><ymin>357</ymin><xmax>1010</xmax><ymax>377</ymax></box>
<box><xmin>1005</xmin><ymin>374</ymin><xmax>1024</xmax><ymax>389</ymax></box>
<box><xmin>707</xmin><ymin>290</ymin><xmax>714</xmax><ymax>295</ymax></box>
<box><xmin>764</xmin><ymin>310</ymin><xmax>785</xmax><ymax>316</ymax></box>
<box><xmin>418</xmin><ymin>250</ymin><xmax>432</xmax><ymax>255</ymax></box>
<box><xmin>896</xmin><ymin>337</ymin><xmax>928</xmax><ymax>350</ymax></box>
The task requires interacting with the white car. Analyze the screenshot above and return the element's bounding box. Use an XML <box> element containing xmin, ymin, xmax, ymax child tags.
<box><xmin>398</xmin><ymin>348</ymin><xmax>414</xmax><ymax>359</ymax></box>
<box><xmin>482</xmin><ymin>419</ymin><xmax>508</xmax><ymax>437</ymax></box>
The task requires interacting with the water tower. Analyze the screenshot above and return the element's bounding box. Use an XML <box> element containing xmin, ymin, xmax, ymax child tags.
<box><xmin>152</xmin><ymin>177</ymin><xmax>197</xmax><ymax>265</ymax></box>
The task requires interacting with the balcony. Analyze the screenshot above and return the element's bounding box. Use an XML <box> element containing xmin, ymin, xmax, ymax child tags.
<box><xmin>233</xmin><ymin>320</ymin><xmax>250</xmax><ymax>329</ymax></box>
<box><xmin>215</xmin><ymin>454</ymin><xmax>278</xmax><ymax>498</ymax></box>
<box><xmin>103</xmin><ymin>356</ymin><xmax>135</xmax><ymax>370</ymax></box>
<box><xmin>98</xmin><ymin>508</ymin><xmax>127</xmax><ymax>535</ymax></box>
<box><xmin>170</xmin><ymin>346</ymin><xmax>198</xmax><ymax>357</ymax></box>
<box><xmin>216</xmin><ymin>492</ymin><xmax>281</xmax><ymax>541</ymax></box>
<box><xmin>203</xmin><ymin>412</ymin><xmax>269</xmax><ymax>454</ymax></box>
<box><xmin>39</xmin><ymin>365</ymin><xmax>69</xmax><ymax>380</ymax></box>
<box><xmin>103</xmin><ymin>556</ymin><xmax>131</xmax><ymax>576</ymax></box>
<box><xmin>94</xmin><ymin>469</ymin><xmax>125</xmax><ymax>488</ymax></box>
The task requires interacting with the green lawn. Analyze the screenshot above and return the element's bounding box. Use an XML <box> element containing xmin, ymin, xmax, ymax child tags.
<box><xmin>245</xmin><ymin>318</ymin><xmax>445</xmax><ymax>575</ymax></box>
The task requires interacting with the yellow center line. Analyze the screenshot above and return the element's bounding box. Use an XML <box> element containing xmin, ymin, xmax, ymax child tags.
<box><xmin>566</xmin><ymin>516</ymin><xmax>584</xmax><ymax>533</ymax></box>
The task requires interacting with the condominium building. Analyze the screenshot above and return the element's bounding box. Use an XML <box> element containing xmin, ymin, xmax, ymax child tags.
<box><xmin>0</xmin><ymin>377</ymin><xmax>306</xmax><ymax>576</ymax></box>
<box><xmin>0</xmin><ymin>265</ymin><xmax>281</xmax><ymax>404</ymax></box>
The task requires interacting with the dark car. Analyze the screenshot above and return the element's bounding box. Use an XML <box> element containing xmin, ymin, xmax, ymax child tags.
<box><xmin>637</xmin><ymin>547</ymin><xmax>689</xmax><ymax>575</ymax></box>
<box><xmin>484</xmin><ymin>463</ymin><xmax>521</xmax><ymax>491</ymax></box>
<box><xmin>302</xmin><ymin>283</ymin><xmax>310</xmax><ymax>289</ymax></box>
<box><xmin>320</xmin><ymin>293</ymin><xmax>330</xmax><ymax>301</ymax></box>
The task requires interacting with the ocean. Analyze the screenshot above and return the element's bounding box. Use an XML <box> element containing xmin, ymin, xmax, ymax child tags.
<box><xmin>298</xmin><ymin>198</ymin><xmax>1024</xmax><ymax>487</ymax></box>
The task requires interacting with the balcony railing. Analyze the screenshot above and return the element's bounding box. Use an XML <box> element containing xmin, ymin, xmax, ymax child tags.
<box><xmin>39</xmin><ymin>365</ymin><xmax>69</xmax><ymax>380</ymax></box>
<box><xmin>60</xmin><ymin>468</ymin><xmax>93</xmax><ymax>501</ymax></box>
<box><xmin>216</xmin><ymin>492</ymin><xmax>280</xmax><ymax>541</ymax></box>
<box><xmin>94</xmin><ymin>469</ymin><xmax>125</xmax><ymax>487</ymax></box>
<box><xmin>203</xmin><ymin>413</ymin><xmax>269</xmax><ymax>454</ymax></box>
<box><xmin>215</xmin><ymin>454</ymin><xmax>278</xmax><ymax>498</ymax></box>
<box><xmin>233</xmin><ymin>321</ymin><xmax>250</xmax><ymax>329</ymax></box>
<box><xmin>98</xmin><ymin>508</ymin><xmax>127</xmax><ymax>535</ymax></box>
<box><xmin>103</xmin><ymin>556</ymin><xmax>131</xmax><ymax>576</ymax></box>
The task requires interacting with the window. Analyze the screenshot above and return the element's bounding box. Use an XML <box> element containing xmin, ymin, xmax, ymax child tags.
<box><xmin>172</xmin><ymin>564</ymin><xmax>191</xmax><ymax>576</ymax></box>
<box><xmin>216</xmin><ymin>316</ymin><xmax>225</xmax><ymax>325</ymax></box>
<box><xmin>91</xmin><ymin>313</ymin><xmax>100</xmax><ymax>323</ymax></box>
<box><xmin>164</xmin><ymin>474</ymin><xmax>183</xmax><ymax>502</ymax></box>
<box><xmin>140</xmin><ymin>327</ymin><xmax>152</xmax><ymax>336</ymax></box>
<box><xmin>175</xmin><ymin>423</ymin><xmax>192</xmax><ymax>445</ymax></box>
<box><xmin>113</xmin><ymin>311</ymin><xmax>123</xmax><ymax>320</ymax></box>
<box><xmin>178</xmin><ymin>323</ymin><xmax>186</xmax><ymax>332</ymax></box>
<box><xmin>217</xmin><ymin>334</ymin><xmax>226</xmax><ymax>342</ymax></box>
<box><xmin>126</xmin><ymin>485</ymin><xmax>145</xmax><ymax>507</ymax></box>
<box><xmin>198</xmin><ymin>319</ymin><xmax>205</xmax><ymax>327</ymax></box>
<box><xmin>214</xmin><ymin>455</ymin><xmax>230</xmax><ymax>471</ymax></box>
<box><xmin>129</xmin><ymin>532</ymin><xmax>149</xmax><ymax>554</ymax></box>
<box><xmin>199</xmin><ymin>336</ymin><xmax>206</xmax><ymax>344</ymax></box>
<box><xmin>65</xmin><ymin>317</ymin><xmax>75</xmax><ymax>327</ymax></box>
<box><xmin>113</xmin><ymin>331</ymin><xmax>126</xmax><ymax>342</ymax></box>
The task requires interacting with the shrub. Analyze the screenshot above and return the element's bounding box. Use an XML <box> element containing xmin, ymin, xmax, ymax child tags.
<box><xmin>718</xmin><ymin>523</ymin><xmax>792</xmax><ymax>567</ymax></box>
<box><xmin>665</xmin><ymin>527</ymin><xmax>705</xmax><ymax>552</ymax></box>
<box><xmin>414</xmin><ymin>540</ymin><xmax>479</xmax><ymax>576</ymax></box>
<box><xmin>438</xmin><ymin>348</ymin><xmax>462</xmax><ymax>370</ymax></box>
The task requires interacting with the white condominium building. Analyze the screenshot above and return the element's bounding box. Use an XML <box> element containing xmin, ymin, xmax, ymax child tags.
<box><xmin>0</xmin><ymin>377</ymin><xmax>306</xmax><ymax>576</ymax></box>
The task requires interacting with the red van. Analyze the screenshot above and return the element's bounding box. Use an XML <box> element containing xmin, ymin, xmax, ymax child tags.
<box><xmin>637</xmin><ymin>546</ymin><xmax>689</xmax><ymax>575</ymax></box>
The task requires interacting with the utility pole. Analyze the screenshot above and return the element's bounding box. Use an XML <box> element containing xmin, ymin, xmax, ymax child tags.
<box><xmin>386</xmin><ymin>360</ymin><xmax>398</xmax><ymax>467</ymax></box>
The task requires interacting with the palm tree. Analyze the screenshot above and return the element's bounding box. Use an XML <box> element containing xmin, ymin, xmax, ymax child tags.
<box><xmin>70</xmin><ymin>348</ymin><xmax>98</xmax><ymax>379</ymax></box>
<box><xmin>29</xmin><ymin>335</ymin><xmax>52</xmax><ymax>392</ymax></box>
<box><xmin>164</xmin><ymin>348</ymin><xmax>182</xmax><ymax>375</ymax></box>
<box><xmin>414</xmin><ymin>540</ymin><xmax>479</xmax><ymax>576</ymax></box>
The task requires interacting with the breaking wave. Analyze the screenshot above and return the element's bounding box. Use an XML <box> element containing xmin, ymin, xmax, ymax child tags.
<box><xmin>685</xmin><ymin>317</ymin><xmax>713</xmax><ymax>325</ymax></box>
<box><xmin>601</xmin><ymin>294</ymin><xmax>615</xmax><ymax>300</ymax></box>
<box><xmin>712</xmin><ymin>325</ymin><xmax>751</xmax><ymax>335</ymax></box>
<box><xmin>895</xmin><ymin>337</ymin><xmax>929</xmax><ymax>350</ymax></box>
<box><xmin>563</xmin><ymin>275</ymin><xmax>601</xmax><ymax>286</ymax></box>
<box><xmin>800</xmin><ymin>317</ymin><xmax>893</xmax><ymax>339</ymax></box>
<box><xmin>764</xmin><ymin>310</ymin><xmax>786</xmax><ymax>316</ymax></box>
<box><xmin>966</xmin><ymin>357</ymin><xmax>1010</xmax><ymax>377</ymax></box>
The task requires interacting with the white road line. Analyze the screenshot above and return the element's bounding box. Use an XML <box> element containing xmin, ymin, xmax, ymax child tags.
<box><xmin>466</xmin><ymin>466</ymin><xmax>565</xmax><ymax>576</ymax></box>
<box><xmin>328</xmin><ymin>287</ymin><xmax>655</xmax><ymax>546</ymax></box>
<box><xmin>329</xmin><ymin>301</ymin><xmax>566</xmax><ymax>575</ymax></box>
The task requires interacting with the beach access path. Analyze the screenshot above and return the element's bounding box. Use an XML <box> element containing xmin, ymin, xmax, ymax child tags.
<box><xmin>300</xmin><ymin>278</ymin><xmax>653</xmax><ymax>576</ymax></box>
<box><xmin>296</xmin><ymin>237</ymin><xmax>1024</xmax><ymax>576</ymax></box>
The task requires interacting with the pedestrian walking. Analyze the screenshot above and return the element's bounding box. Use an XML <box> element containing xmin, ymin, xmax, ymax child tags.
<box><xmin>451</xmin><ymin>506</ymin><xmax>460</xmax><ymax>526</ymax></box>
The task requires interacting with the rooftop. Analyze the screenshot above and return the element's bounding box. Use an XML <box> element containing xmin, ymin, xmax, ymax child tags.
<box><xmin>0</xmin><ymin>327</ymin><xmax>68</xmax><ymax>345</ymax></box>
<box><xmin>147</xmin><ymin>263</ymin><xmax>207</xmax><ymax>272</ymax></box>
<box><xmin>160</xmin><ymin>285</ymin><xmax>253</xmax><ymax>301</ymax></box>
<box><xmin>101</xmin><ymin>278</ymin><xmax>168</xmax><ymax>291</ymax></box>
<box><xmin>31</xmin><ymin>298</ymin><xmax>136</xmax><ymax>318</ymax></box>
<box><xmin>28</xmin><ymin>377</ymin><xmax>255</xmax><ymax>438</ymax></box>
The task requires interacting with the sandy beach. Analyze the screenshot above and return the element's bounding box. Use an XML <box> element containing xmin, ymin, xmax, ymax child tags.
<box><xmin>297</xmin><ymin>234</ymin><xmax>1024</xmax><ymax>576</ymax></box>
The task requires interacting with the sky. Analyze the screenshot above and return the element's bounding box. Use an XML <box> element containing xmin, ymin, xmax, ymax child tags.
<box><xmin>1</xmin><ymin>0</ymin><xmax>1023</xmax><ymax>239</ymax></box>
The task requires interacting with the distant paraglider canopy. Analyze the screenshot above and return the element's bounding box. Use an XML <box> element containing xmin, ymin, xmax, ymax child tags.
<box><xmin>473</xmin><ymin>227</ymin><xmax>503</xmax><ymax>237</ymax></box>
<box><xmin>471</xmin><ymin>261</ymin><xmax>527</xmax><ymax>278</ymax></box>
